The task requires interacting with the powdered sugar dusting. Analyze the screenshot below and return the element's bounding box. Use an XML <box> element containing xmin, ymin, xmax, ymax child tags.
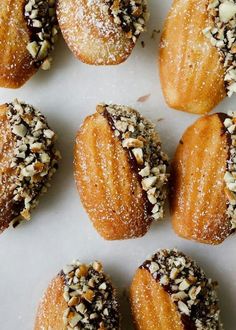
<box><xmin>160</xmin><ymin>0</ymin><xmax>225</xmax><ymax>113</ymax></box>
<box><xmin>74</xmin><ymin>105</ymin><xmax>155</xmax><ymax>240</ymax></box>
<box><xmin>57</xmin><ymin>0</ymin><xmax>148</xmax><ymax>64</ymax></box>
<box><xmin>171</xmin><ymin>114</ymin><xmax>232</xmax><ymax>244</ymax></box>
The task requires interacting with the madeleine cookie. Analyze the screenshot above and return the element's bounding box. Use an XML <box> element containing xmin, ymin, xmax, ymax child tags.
<box><xmin>130</xmin><ymin>249</ymin><xmax>221</xmax><ymax>330</ymax></box>
<box><xmin>35</xmin><ymin>260</ymin><xmax>120</xmax><ymax>330</ymax></box>
<box><xmin>57</xmin><ymin>0</ymin><xmax>148</xmax><ymax>65</ymax></box>
<box><xmin>0</xmin><ymin>99</ymin><xmax>60</xmax><ymax>233</ymax></box>
<box><xmin>0</xmin><ymin>0</ymin><xmax>58</xmax><ymax>88</ymax></box>
<box><xmin>159</xmin><ymin>0</ymin><xmax>228</xmax><ymax>114</ymax></box>
<box><xmin>170</xmin><ymin>113</ymin><xmax>236</xmax><ymax>245</ymax></box>
<box><xmin>74</xmin><ymin>104</ymin><xmax>169</xmax><ymax>240</ymax></box>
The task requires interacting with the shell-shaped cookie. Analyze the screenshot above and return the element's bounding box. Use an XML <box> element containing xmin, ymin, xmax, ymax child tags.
<box><xmin>130</xmin><ymin>249</ymin><xmax>221</xmax><ymax>330</ymax></box>
<box><xmin>0</xmin><ymin>100</ymin><xmax>60</xmax><ymax>233</ymax></box>
<box><xmin>57</xmin><ymin>0</ymin><xmax>148</xmax><ymax>65</ymax></box>
<box><xmin>35</xmin><ymin>260</ymin><xmax>120</xmax><ymax>330</ymax></box>
<box><xmin>171</xmin><ymin>113</ymin><xmax>233</xmax><ymax>245</ymax></box>
<box><xmin>74</xmin><ymin>104</ymin><xmax>169</xmax><ymax>240</ymax></box>
<box><xmin>0</xmin><ymin>0</ymin><xmax>58</xmax><ymax>88</ymax></box>
<box><xmin>159</xmin><ymin>0</ymin><xmax>225</xmax><ymax>114</ymax></box>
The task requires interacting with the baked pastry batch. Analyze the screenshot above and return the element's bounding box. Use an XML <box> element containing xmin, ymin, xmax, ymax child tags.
<box><xmin>0</xmin><ymin>0</ymin><xmax>235</xmax><ymax>328</ymax></box>
<box><xmin>34</xmin><ymin>250</ymin><xmax>222</xmax><ymax>329</ymax></box>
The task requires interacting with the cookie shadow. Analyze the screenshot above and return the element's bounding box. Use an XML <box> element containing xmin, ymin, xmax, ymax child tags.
<box><xmin>31</xmin><ymin>113</ymin><xmax>76</xmax><ymax>224</ymax></box>
<box><xmin>28</xmin><ymin>35</ymin><xmax>74</xmax><ymax>88</ymax></box>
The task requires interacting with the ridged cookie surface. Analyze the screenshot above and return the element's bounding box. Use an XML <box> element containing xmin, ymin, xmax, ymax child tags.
<box><xmin>0</xmin><ymin>0</ymin><xmax>36</xmax><ymax>88</ymax></box>
<box><xmin>35</xmin><ymin>275</ymin><xmax>66</xmax><ymax>330</ymax></box>
<box><xmin>74</xmin><ymin>108</ymin><xmax>151</xmax><ymax>240</ymax></box>
<box><xmin>159</xmin><ymin>0</ymin><xmax>225</xmax><ymax>114</ymax></box>
<box><xmin>131</xmin><ymin>268</ymin><xmax>183</xmax><ymax>330</ymax></box>
<box><xmin>171</xmin><ymin>114</ymin><xmax>232</xmax><ymax>244</ymax></box>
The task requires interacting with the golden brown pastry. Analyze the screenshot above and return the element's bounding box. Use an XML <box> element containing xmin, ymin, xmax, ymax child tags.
<box><xmin>74</xmin><ymin>104</ymin><xmax>169</xmax><ymax>240</ymax></box>
<box><xmin>35</xmin><ymin>260</ymin><xmax>120</xmax><ymax>330</ymax></box>
<box><xmin>0</xmin><ymin>99</ymin><xmax>60</xmax><ymax>233</ymax></box>
<box><xmin>57</xmin><ymin>0</ymin><xmax>149</xmax><ymax>65</ymax></box>
<box><xmin>0</xmin><ymin>0</ymin><xmax>59</xmax><ymax>88</ymax></box>
<box><xmin>130</xmin><ymin>249</ymin><xmax>222</xmax><ymax>330</ymax></box>
<box><xmin>159</xmin><ymin>0</ymin><xmax>231</xmax><ymax>114</ymax></box>
<box><xmin>170</xmin><ymin>113</ymin><xmax>236</xmax><ymax>245</ymax></box>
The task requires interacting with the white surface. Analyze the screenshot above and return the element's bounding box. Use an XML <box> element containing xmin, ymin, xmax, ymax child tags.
<box><xmin>0</xmin><ymin>1</ymin><xmax>235</xmax><ymax>329</ymax></box>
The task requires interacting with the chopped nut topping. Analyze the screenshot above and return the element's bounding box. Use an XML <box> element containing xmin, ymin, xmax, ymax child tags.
<box><xmin>142</xmin><ymin>176</ymin><xmax>158</xmax><ymax>190</ymax></box>
<box><xmin>141</xmin><ymin>249</ymin><xmax>221</xmax><ymax>330</ymax></box>
<box><xmin>104</xmin><ymin>0</ymin><xmax>149</xmax><ymax>43</ymax></box>
<box><xmin>132</xmin><ymin>148</ymin><xmax>144</xmax><ymax>165</ymax></box>
<box><xmin>178</xmin><ymin>301</ymin><xmax>190</xmax><ymax>316</ymax></box>
<box><xmin>223</xmin><ymin>112</ymin><xmax>236</xmax><ymax>229</ymax></box>
<box><xmin>100</xmin><ymin>104</ymin><xmax>169</xmax><ymax>221</ymax></box>
<box><xmin>149</xmin><ymin>262</ymin><xmax>159</xmax><ymax>274</ymax></box>
<box><xmin>62</xmin><ymin>261</ymin><xmax>120</xmax><ymax>329</ymax></box>
<box><xmin>122</xmin><ymin>138</ymin><xmax>144</xmax><ymax>148</ymax></box>
<box><xmin>7</xmin><ymin>99</ymin><xmax>60</xmax><ymax>225</ymax></box>
<box><xmin>172</xmin><ymin>291</ymin><xmax>188</xmax><ymax>301</ymax></box>
<box><xmin>179</xmin><ymin>279</ymin><xmax>191</xmax><ymax>291</ymax></box>
<box><xmin>82</xmin><ymin>289</ymin><xmax>95</xmax><ymax>303</ymax></box>
<box><xmin>24</xmin><ymin>0</ymin><xmax>59</xmax><ymax>69</ymax></box>
<box><xmin>170</xmin><ymin>267</ymin><xmax>180</xmax><ymax>280</ymax></box>
<box><xmin>204</xmin><ymin>0</ymin><xmax>236</xmax><ymax>96</ymax></box>
<box><xmin>68</xmin><ymin>296</ymin><xmax>80</xmax><ymax>307</ymax></box>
